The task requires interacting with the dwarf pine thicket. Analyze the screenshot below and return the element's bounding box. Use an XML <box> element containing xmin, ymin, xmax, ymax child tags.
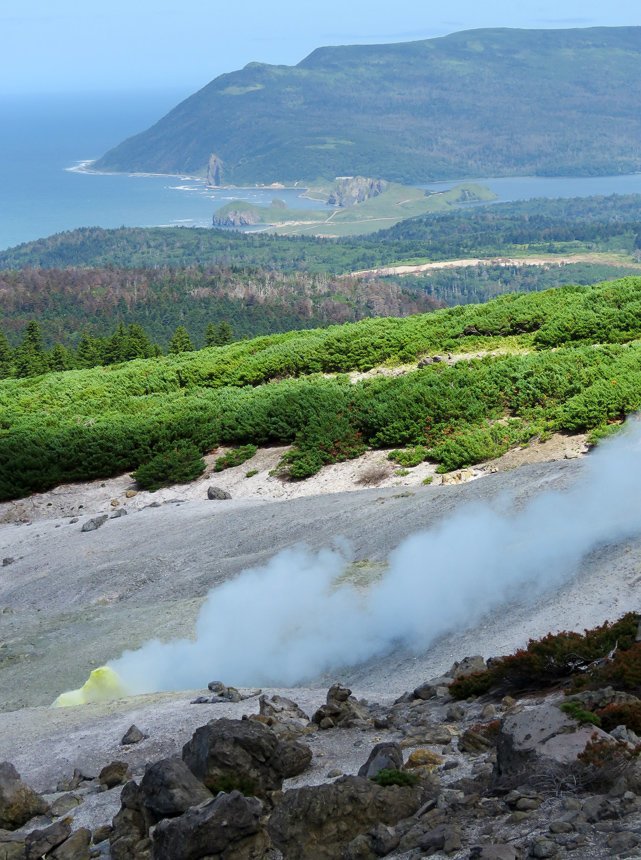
<box><xmin>3</xmin><ymin>277</ymin><xmax>641</xmax><ymax>500</ymax></box>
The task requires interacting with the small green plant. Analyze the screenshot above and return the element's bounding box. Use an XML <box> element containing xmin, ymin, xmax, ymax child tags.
<box><xmin>388</xmin><ymin>446</ymin><xmax>429</xmax><ymax>467</ymax></box>
<box><xmin>422</xmin><ymin>476</ymin><xmax>433</xmax><ymax>485</ymax></box>
<box><xmin>214</xmin><ymin>444</ymin><xmax>258</xmax><ymax>472</ymax></box>
<box><xmin>372</xmin><ymin>769</ymin><xmax>419</xmax><ymax>787</ymax></box>
<box><xmin>245</xmin><ymin>469</ymin><xmax>259</xmax><ymax>478</ymax></box>
<box><xmin>560</xmin><ymin>700</ymin><xmax>602</xmax><ymax>727</ymax></box>
<box><xmin>395</xmin><ymin>468</ymin><xmax>410</xmax><ymax>477</ymax></box>
<box><xmin>133</xmin><ymin>442</ymin><xmax>205</xmax><ymax>491</ymax></box>
<box><xmin>205</xmin><ymin>774</ymin><xmax>257</xmax><ymax>796</ymax></box>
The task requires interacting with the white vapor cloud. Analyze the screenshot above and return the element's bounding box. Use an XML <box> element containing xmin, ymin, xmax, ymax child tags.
<box><xmin>112</xmin><ymin>420</ymin><xmax>641</xmax><ymax>694</ymax></box>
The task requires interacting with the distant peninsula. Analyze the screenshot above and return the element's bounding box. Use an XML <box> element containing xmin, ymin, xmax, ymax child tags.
<box><xmin>94</xmin><ymin>26</ymin><xmax>641</xmax><ymax>184</ymax></box>
<box><xmin>211</xmin><ymin>178</ymin><xmax>496</xmax><ymax>237</ymax></box>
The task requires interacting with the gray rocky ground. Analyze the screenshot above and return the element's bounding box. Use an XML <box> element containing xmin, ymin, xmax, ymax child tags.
<box><xmin>3</xmin><ymin>450</ymin><xmax>641</xmax><ymax>858</ymax></box>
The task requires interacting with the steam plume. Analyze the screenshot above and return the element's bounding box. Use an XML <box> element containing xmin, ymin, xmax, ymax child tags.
<box><xmin>111</xmin><ymin>421</ymin><xmax>641</xmax><ymax>695</ymax></box>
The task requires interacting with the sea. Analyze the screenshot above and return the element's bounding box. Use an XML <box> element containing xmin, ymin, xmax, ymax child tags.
<box><xmin>3</xmin><ymin>90</ymin><xmax>641</xmax><ymax>252</ymax></box>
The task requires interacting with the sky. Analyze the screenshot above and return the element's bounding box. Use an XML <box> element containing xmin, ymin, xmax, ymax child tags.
<box><xmin>2</xmin><ymin>0</ymin><xmax>641</xmax><ymax>96</ymax></box>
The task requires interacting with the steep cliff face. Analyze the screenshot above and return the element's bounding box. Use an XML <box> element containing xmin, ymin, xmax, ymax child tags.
<box><xmin>327</xmin><ymin>177</ymin><xmax>388</xmax><ymax>207</ymax></box>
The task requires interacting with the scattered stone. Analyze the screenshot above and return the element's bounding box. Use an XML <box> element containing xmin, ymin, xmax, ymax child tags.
<box><xmin>450</xmin><ymin>656</ymin><xmax>487</xmax><ymax>678</ymax></box>
<box><xmin>139</xmin><ymin>757</ymin><xmax>212</xmax><ymax>820</ymax></box>
<box><xmin>92</xmin><ymin>825</ymin><xmax>112</xmax><ymax>844</ymax></box>
<box><xmin>109</xmin><ymin>781</ymin><xmax>153</xmax><ymax>860</ymax></box>
<box><xmin>0</xmin><ymin>762</ymin><xmax>48</xmax><ymax>830</ymax></box>
<box><xmin>207</xmin><ymin>486</ymin><xmax>231</xmax><ymax>500</ymax></box>
<box><xmin>68</xmin><ymin>518</ymin><xmax>79</xmax><ymax>524</ymax></box>
<box><xmin>446</xmin><ymin>703</ymin><xmax>466</xmax><ymax>721</ymax></box>
<box><xmin>529</xmin><ymin>837</ymin><xmax>557</xmax><ymax>858</ymax></box>
<box><xmin>98</xmin><ymin>761</ymin><xmax>130</xmax><ymax>790</ymax></box>
<box><xmin>358</xmin><ymin>742</ymin><xmax>403</xmax><ymax>779</ymax></box>
<box><xmin>110</xmin><ymin>499</ymin><xmax>120</xmax><ymax>508</ymax></box>
<box><xmin>405</xmin><ymin>749</ymin><xmax>445</xmax><ymax>771</ymax></box>
<box><xmin>152</xmin><ymin>791</ymin><xmax>269</xmax><ymax>860</ymax></box>
<box><xmin>81</xmin><ymin>515</ymin><xmax>109</xmax><ymax>533</ymax></box>
<box><xmin>413</xmin><ymin>679</ymin><xmax>452</xmax><ymax>700</ymax></box>
<box><xmin>470</xmin><ymin>847</ymin><xmax>520</xmax><ymax>860</ymax></box>
<box><xmin>607</xmin><ymin>830</ymin><xmax>640</xmax><ymax>854</ymax></box>
<box><xmin>110</xmin><ymin>509</ymin><xmax>128</xmax><ymax>519</ymax></box>
<box><xmin>327</xmin><ymin>769</ymin><xmax>343</xmax><ymax>778</ymax></box>
<box><xmin>419</xmin><ymin>823</ymin><xmax>462</xmax><ymax>854</ymax></box>
<box><xmin>1</xmin><ymin>559</ymin><xmax>15</xmax><ymax>567</ymax></box>
<box><xmin>125</xmin><ymin>490</ymin><xmax>137</xmax><ymax>499</ymax></box>
<box><xmin>481</xmin><ymin>704</ymin><xmax>497</xmax><ymax>720</ymax></box>
<box><xmin>121</xmin><ymin>725</ymin><xmax>147</xmax><ymax>746</ymax></box>
<box><xmin>50</xmin><ymin>793</ymin><xmax>82</xmax><ymax>817</ymax></box>
<box><xmin>312</xmin><ymin>684</ymin><xmax>371</xmax><ymax>729</ymax></box>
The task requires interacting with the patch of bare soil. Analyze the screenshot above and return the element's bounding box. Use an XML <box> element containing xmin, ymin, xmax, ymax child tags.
<box><xmin>0</xmin><ymin>432</ymin><xmax>588</xmax><ymax>527</ymax></box>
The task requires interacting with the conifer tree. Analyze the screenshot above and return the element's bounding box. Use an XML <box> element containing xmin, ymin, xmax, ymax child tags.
<box><xmin>75</xmin><ymin>332</ymin><xmax>104</xmax><ymax>368</ymax></box>
<box><xmin>48</xmin><ymin>343</ymin><xmax>73</xmax><ymax>372</ymax></box>
<box><xmin>205</xmin><ymin>321</ymin><xmax>234</xmax><ymax>347</ymax></box>
<box><xmin>14</xmin><ymin>321</ymin><xmax>48</xmax><ymax>377</ymax></box>
<box><xmin>0</xmin><ymin>331</ymin><xmax>13</xmax><ymax>379</ymax></box>
<box><xmin>168</xmin><ymin>325</ymin><xmax>194</xmax><ymax>354</ymax></box>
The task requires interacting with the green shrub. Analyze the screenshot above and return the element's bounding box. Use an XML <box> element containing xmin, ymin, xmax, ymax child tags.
<box><xmin>245</xmin><ymin>469</ymin><xmax>259</xmax><ymax>478</ymax></box>
<box><xmin>560</xmin><ymin>701</ymin><xmax>602</xmax><ymax>727</ymax></box>
<box><xmin>388</xmin><ymin>446</ymin><xmax>429</xmax><ymax>467</ymax></box>
<box><xmin>372</xmin><ymin>769</ymin><xmax>419</xmax><ymax>787</ymax></box>
<box><xmin>214</xmin><ymin>444</ymin><xmax>258</xmax><ymax>471</ymax></box>
<box><xmin>133</xmin><ymin>442</ymin><xmax>205</xmax><ymax>491</ymax></box>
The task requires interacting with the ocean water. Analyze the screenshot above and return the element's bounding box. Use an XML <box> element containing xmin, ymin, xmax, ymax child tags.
<box><xmin>0</xmin><ymin>91</ymin><xmax>327</xmax><ymax>251</ymax></box>
<box><xmin>2</xmin><ymin>91</ymin><xmax>641</xmax><ymax>252</ymax></box>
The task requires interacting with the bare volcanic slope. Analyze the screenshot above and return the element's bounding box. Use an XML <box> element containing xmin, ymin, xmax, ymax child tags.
<box><xmin>94</xmin><ymin>27</ymin><xmax>641</xmax><ymax>183</ymax></box>
<box><xmin>1</xmin><ymin>454</ymin><xmax>640</xmax><ymax>716</ymax></box>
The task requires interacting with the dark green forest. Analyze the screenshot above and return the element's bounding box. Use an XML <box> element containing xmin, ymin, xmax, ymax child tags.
<box><xmin>3</xmin><ymin>194</ymin><xmax>640</xmax><ymax>272</ymax></box>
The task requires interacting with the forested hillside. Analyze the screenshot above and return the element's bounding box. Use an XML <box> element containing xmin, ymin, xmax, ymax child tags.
<box><xmin>0</xmin><ymin>267</ymin><xmax>437</xmax><ymax>348</ymax></box>
<box><xmin>3</xmin><ymin>277</ymin><xmax>641</xmax><ymax>501</ymax></box>
<box><xmin>94</xmin><ymin>27</ymin><xmax>641</xmax><ymax>182</ymax></box>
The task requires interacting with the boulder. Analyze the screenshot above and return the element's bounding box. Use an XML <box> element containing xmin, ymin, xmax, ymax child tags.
<box><xmin>109</xmin><ymin>781</ymin><xmax>153</xmax><ymax>860</ymax></box>
<box><xmin>139</xmin><ymin>758</ymin><xmax>212</xmax><ymax>820</ymax></box>
<box><xmin>152</xmin><ymin>792</ymin><xmax>269</xmax><ymax>860</ymax></box>
<box><xmin>25</xmin><ymin>821</ymin><xmax>71</xmax><ymax>860</ymax></box>
<box><xmin>207</xmin><ymin>487</ymin><xmax>231</xmax><ymax>501</ymax></box>
<box><xmin>496</xmin><ymin>703</ymin><xmax>612</xmax><ymax>780</ymax></box>
<box><xmin>312</xmin><ymin>684</ymin><xmax>370</xmax><ymax>729</ymax></box>
<box><xmin>99</xmin><ymin>761</ymin><xmax>130</xmax><ymax>789</ymax></box>
<box><xmin>182</xmin><ymin>718</ymin><xmax>311</xmax><ymax>799</ymax></box>
<box><xmin>450</xmin><ymin>656</ymin><xmax>487</xmax><ymax>678</ymax></box>
<box><xmin>0</xmin><ymin>763</ymin><xmax>48</xmax><ymax>831</ymax></box>
<box><xmin>121</xmin><ymin>725</ymin><xmax>147</xmax><ymax>746</ymax></box>
<box><xmin>0</xmin><ymin>833</ymin><xmax>26</xmax><ymax>860</ymax></box>
<box><xmin>81</xmin><ymin>515</ymin><xmax>108</xmax><ymax>532</ymax></box>
<box><xmin>469</xmin><ymin>847</ymin><xmax>520</xmax><ymax>860</ymax></box>
<box><xmin>358</xmin><ymin>743</ymin><xmax>403</xmax><ymax>779</ymax></box>
<box><xmin>251</xmin><ymin>694</ymin><xmax>311</xmax><ymax>740</ymax></box>
<box><xmin>268</xmin><ymin>775</ymin><xmax>424</xmax><ymax>860</ymax></box>
<box><xmin>50</xmin><ymin>829</ymin><xmax>92</xmax><ymax>860</ymax></box>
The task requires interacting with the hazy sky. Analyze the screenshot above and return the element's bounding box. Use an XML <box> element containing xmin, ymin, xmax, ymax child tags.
<box><xmin>3</xmin><ymin>0</ymin><xmax>641</xmax><ymax>95</ymax></box>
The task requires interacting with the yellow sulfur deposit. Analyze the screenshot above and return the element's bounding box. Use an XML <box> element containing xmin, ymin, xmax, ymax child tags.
<box><xmin>53</xmin><ymin>666</ymin><xmax>129</xmax><ymax>707</ymax></box>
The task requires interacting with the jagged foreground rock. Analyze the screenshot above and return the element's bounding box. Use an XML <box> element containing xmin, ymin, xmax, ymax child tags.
<box><xmin>5</xmin><ymin>666</ymin><xmax>641</xmax><ymax>859</ymax></box>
